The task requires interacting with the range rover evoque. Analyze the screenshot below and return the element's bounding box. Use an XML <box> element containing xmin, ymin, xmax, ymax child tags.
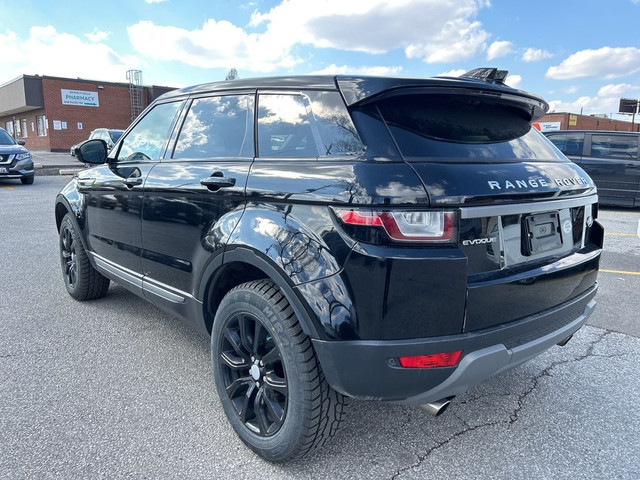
<box><xmin>55</xmin><ymin>68</ymin><xmax>603</xmax><ymax>462</ymax></box>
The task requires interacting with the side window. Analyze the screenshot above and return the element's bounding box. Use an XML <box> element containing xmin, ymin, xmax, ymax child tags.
<box><xmin>590</xmin><ymin>134</ymin><xmax>638</xmax><ymax>160</ymax></box>
<box><xmin>116</xmin><ymin>102</ymin><xmax>181</xmax><ymax>162</ymax></box>
<box><xmin>547</xmin><ymin>133</ymin><xmax>584</xmax><ymax>156</ymax></box>
<box><xmin>257</xmin><ymin>92</ymin><xmax>362</xmax><ymax>158</ymax></box>
<box><xmin>258</xmin><ymin>94</ymin><xmax>316</xmax><ymax>157</ymax></box>
<box><xmin>173</xmin><ymin>95</ymin><xmax>254</xmax><ymax>159</ymax></box>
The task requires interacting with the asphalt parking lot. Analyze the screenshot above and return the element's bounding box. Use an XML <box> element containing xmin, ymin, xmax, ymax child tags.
<box><xmin>1</xmin><ymin>175</ymin><xmax>639</xmax><ymax>479</ymax></box>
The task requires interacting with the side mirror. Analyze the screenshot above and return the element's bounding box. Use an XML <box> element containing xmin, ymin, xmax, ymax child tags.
<box><xmin>76</xmin><ymin>139</ymin><xmax>108</xmax><ymax>165</ymax></box>
<box><xmin>17</xmin><ymin>140</ymin><xmax>25</xmax><ymax>146</ymax></box>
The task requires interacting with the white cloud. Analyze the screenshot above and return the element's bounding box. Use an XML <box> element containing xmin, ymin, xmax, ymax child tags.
<box><xmin>505</xmin><ymin>74</ymin><xmax>522</xmax><ymax>88</ymax></box>
<box><xmin>127</xmin><ymin>19</ymin><xmax>298</xmax><ymax>72</ymax></box>
<box><xmin>546</xmin><ymin>47</ymin><xmax>640</xmax><ymax>79</ymax></box>
<box><xmin>145</xmin><ymin>0</ymin><xmax>168</xmax><ymax>3</ymax></box>
<box><xmin>128</xmin><ymin>0</ymin><xmax>493</xmax><ymax>73</ymax></box>
<box><xmin>486</xmin><ymin>40</ymin><xmax>513</xmax><ymax>61</ymax></box>
<box><xmin>0</xmin><ymin>26</ymin><xmax>139</xmax><ymax>82</ymax></box>
<box><xmin>85</xmin><ymin>29</ymin><xmax>110</xmax><ymax>42</ymax></box>
<box><xmin>548</xmin><ymin>83</ymin><xmax>638</xmax><ymax>114</ymax></box>
<box><xmin>521</xmin><ymin>48</ymin><xmax>553</xmax><ymax>63</ymax></box>
<box><xmin>436</xmin><ymin>69</ymin><xmax>467</xmax><ymax>77</ymax></box>
<box><xmin>309</xmin><ymin>64</ymin><xmax>403</xmax><ymax>76</ymax></box>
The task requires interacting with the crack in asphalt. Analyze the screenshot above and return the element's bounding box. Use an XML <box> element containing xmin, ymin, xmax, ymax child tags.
<box><xmin>389</xmin><ymin>330</ymin><xmax>618</xmax><ymax>480</ymax></box>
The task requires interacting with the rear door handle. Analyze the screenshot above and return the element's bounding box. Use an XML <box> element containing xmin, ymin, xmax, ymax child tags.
<box><xmin>200</xmin><ymin>175</ymin><xmax>236</xmax><ymax>189</ymax></box>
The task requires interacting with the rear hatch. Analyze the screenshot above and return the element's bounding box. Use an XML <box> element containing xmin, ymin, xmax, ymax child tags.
<box><xmin>340</xmin><ymin>74</ymin><xmax>601</xmax><ymax>332</ymax></box>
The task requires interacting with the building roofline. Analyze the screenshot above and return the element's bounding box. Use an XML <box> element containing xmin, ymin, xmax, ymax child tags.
<box><xmin>1</xmin><ymin>73</ymin><xmax>175</xmax><ymax>91</ymax></box>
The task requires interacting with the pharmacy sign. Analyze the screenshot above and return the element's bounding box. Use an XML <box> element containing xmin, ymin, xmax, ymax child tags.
<box><xmin>61</xmin><ymin>89</ymin><xmax>99</xmax><ymax>107</ymax></box>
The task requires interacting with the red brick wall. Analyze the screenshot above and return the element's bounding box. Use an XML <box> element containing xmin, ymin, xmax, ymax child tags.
<box><xmin>0</xmin><ymin>108</ymin><xmax>52</xmax><ymax>150</ymax></box>
<box><xmin>41</xmin><ymin>78</ymin><xmax>146</xmax><ymax>151</ymax></box>
<box><xmin>539</xmin><ymin>112</ymin><xmax>640</xmax><ymax>132</ymax></box>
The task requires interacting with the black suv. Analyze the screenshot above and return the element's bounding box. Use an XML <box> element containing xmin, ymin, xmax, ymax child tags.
<box><xmin>0</xmin><ymin>127</ymin><xmax>34</xmax><ymax>185</ymax></box>
<box><xmin>55</xmin><ymin>69</ymin><xmax>603</xmax><ymax>462</ymax></box>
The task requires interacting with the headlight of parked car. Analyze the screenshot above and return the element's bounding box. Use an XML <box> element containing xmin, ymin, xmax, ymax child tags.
<box><xmin>15</xmin><ymin>152</ymin><xmax>32</xmax><ymax>161</ymax></box>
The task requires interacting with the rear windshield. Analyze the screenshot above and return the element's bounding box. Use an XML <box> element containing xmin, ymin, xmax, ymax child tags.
<box><xmin>375</xmin><ymin>94</ymin><xmax>565</xmax><ymax>162</ymax></box>
<box><xmin>109</xmin><ymin>130</ymin><xmax>124</xmax><ymax>143</ymax></box>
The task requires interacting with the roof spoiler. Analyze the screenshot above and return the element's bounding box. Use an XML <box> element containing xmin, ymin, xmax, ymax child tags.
<box><xmin>460</xmin><ymin>68</ymin><xmax>509</xmax><ymax>85</ymax></box>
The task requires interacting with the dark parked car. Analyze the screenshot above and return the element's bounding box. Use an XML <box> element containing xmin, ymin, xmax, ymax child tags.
<box><xmin>545</xmin><ymin>130</ymin><xmax>640</xmax><ymax>207</ymax></box>
<box><xmin>0</xmin><ymin>127</ymin><xmax>34</xmax><ymax>185</ymax></box>
<box><xmin>70</xmin><ymin>128</ymin><xmax>124</xmax><ymax>156</ymax></box>
<box><xmin>55</xmin><ymin>69</ymin><xmax>603</xmax><ymax>462</ymax></box>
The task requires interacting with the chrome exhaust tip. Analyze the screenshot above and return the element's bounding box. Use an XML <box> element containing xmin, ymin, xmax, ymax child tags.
<box><xmin>418</xmin><ymin>397</ymin><xmax>454</xmax><ymax>417</ymax></box>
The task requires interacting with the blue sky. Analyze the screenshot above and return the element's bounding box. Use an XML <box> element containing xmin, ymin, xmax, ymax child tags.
<box><xmin>1</xmin><ymin>0</ymin><xmax>639</xmax><ymax>120</ymax></box>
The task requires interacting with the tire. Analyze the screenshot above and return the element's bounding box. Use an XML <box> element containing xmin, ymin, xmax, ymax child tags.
<box><xmin>211</xmin><ymin>280</ymin><xmax>349</xmax><ymax>462</ymax></box>
<box><xmin>59</xmin><ymin>213</ymin><xmax>110</xmax><ymax>300</ymax></box>
<box><xmin>21</xmin><ymin>176</ymin><xmax>34</xmax><ymax>185</ymax></box>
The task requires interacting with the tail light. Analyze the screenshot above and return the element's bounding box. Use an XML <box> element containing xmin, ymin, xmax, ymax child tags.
<box><xmin>333</xmin><ymin>208</ymin><xmax>457</xmax><ymax>243</ymax></box>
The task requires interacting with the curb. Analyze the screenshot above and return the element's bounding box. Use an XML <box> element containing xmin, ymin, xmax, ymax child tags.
<box><xmin>37</xmin><ymin>166</ymin><xmax>86</xmax><ymax>176</ymax></box>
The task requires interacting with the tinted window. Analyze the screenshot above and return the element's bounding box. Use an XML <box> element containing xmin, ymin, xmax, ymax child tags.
<box><xmin>307</xmin><ymin>91</ymin><xmax>363</xmax><ymax>156</ymax></box>
<box><xmin>116</xmin><ymin>102</ymin><xmax>181</xmax><ymax>162</ymax></box>
<box><xmin>547</xmin><ymin>133</ymin><xmax>584</xmax><ymax>156</ymax></box>
<box><xmin>590</xmin><ymin>134</ymin><xmax>638</xmax><ymax>160</ymax></box>
<box><xmin>258</xmin><ymin>94</ymin><xmax>315</xmax><ymax>157</ymax></box>
<box><xmin>257</xmin><ymin>91</ymin><xmax>362</xmax><ymax>158</ymax></box>
<box><xmin>173</xmin><ymin>95</ymin><xmax>254</xmax><ymax>159</ymax></box>
<box><xmin>375</xmin><ymin>95</ymin><xmax>565</xmax><ymax>162</ymax></box>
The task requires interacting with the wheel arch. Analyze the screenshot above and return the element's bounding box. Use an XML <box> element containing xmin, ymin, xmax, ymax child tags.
<box><xmin>55</xmin><ymin>197</ymin><xmax>90</xmax><ymax>251</ymax></box>
<box><xmin>200</xmin><ymin>246</ymin><xmax>323</xmax><ymax>340</ymax></box>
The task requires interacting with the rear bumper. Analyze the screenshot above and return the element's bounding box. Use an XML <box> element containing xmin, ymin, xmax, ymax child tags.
<box><xmin>312</xmin><ymin>283</ymin><xmax>597</xmax><ymax>404</ymax></box>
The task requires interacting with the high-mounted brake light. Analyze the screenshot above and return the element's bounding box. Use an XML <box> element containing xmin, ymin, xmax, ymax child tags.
<box><xmin>398</xmin><ymin>351</ymin><xmax>463</xmax><ymax>369</ymax></box>
<box><xmin>334</xmin><ymin>208</ymin><xmax>456</xmax><ymax>242</ymax></box>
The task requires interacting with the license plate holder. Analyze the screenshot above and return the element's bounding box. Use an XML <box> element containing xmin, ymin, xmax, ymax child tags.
<box><xmin>522</xmin><ymin>212</ymin><xmax>562</xmax><ymax>256</ymax></box>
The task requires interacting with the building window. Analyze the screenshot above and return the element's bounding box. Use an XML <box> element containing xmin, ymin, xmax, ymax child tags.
<box><xmin>37</xmin><ymin>116</ymin><xmax>47</xmax><ymax>137</ymax></box>
<box><xmin>13</xmin><ymin>119</ymin><xmax>21</xmax><ymax>138</ymax></box>
<box><xmin>5</xmin><ymin>121</ymin><xmax>13</xmax><ymax>136</ymax></box>
<box><xmin>21</xmin><ymin>119</ymin><xmax>27</xmax><ymax>138</ymax></box>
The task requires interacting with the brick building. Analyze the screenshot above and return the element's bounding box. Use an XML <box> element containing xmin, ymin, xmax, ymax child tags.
<box><xmin>0</xmin><ymin>75</ymin><xmax>175</xmax><ymax>152</ymax></box>
<box><xmin>535</xmin><ymin>112</ymin><xmax>639</xmax><ymax>133</ymax></box>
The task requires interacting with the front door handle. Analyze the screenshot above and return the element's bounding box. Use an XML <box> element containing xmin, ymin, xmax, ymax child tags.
<box><xmin>200</xmin><ymin>175</ymin><xmax>236</xmax><ymax>190</ymax></box>
<box><xmin>123</xmin><ymin>176</ymin><xmax>143</xmax><ymax>188</ymax></box>
<box><xmin>77</xmin><ymin>178</ymin><xmax>95</xmax><ymax>190</ymax></box>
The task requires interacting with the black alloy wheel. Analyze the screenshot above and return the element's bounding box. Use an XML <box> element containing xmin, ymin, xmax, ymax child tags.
<box><xmin>59</xmin><ymin>213</ymin><xmax>110</xmax><ymax>301</ymax></box>
<box><xmin>212</xmin><ymin>280</ymin><xmax>349</xmax><ymax>462</ymax></box>
<box><xmin>61</xmin><ymin>223</ymin><xmax>78</xmax><ymax>289</ymax></box>
<box><xmin>219</xmin><ymin>312</ymin><xmax>288</xmax><ymax>437</ymax></box>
